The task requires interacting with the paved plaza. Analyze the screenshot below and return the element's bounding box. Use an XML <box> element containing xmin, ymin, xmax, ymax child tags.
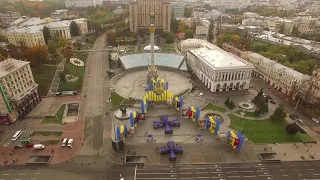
<box><xmin>114</xmin><ymin>70</ymin><xmax>192</xmax><ymax>99</ymax></box>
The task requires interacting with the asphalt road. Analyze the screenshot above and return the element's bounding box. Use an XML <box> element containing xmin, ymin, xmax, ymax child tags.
<box><xmin>2</xmin><ymin>161</ymin><xmax>320</xmax><ymax>180</ymax></box>
<box><xmin>78</xmin><ymin>33</ymin><xmax>110</xmax><ymax>156</ymax></box>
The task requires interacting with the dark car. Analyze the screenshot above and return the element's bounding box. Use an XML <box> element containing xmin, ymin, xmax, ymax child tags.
<box><xmin>269</xmin><ymin>100</ymin><xmax>276</xmax><ymax>104</ymax></box>
<box><xmin>289</xmin><ymin>114</ymin><xmax>298</xmax><ymax>120</ymax></box>
<box><xmin>14</xmin><ymin>144</ymin><xmax>24</xmax><ymax>148</ymax></box>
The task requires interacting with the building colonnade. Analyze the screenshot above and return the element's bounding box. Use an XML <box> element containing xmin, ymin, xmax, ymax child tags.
<box><xmin>49</xmin><ymin>28</ymin><xmax>71</xmax><ymax>39</ymax></box>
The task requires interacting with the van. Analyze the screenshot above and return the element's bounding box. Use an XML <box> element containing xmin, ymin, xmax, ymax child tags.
<box><xmin>67</xmin><ymin>139</ymin><xmax>73</xmax><ymax>148</ymax></box>
<box><xmin>33</xmin><ymin>144</ymin><xmax>45</xmax><ymax>149</ymax></box>
<box><xmin>12</xmin><ymin>131</ymin><xmax>22</xmax><ymax>141</ymax></box>
<box><xmin>62</xmin><ymin>138</ymin><xmax>68</xmax><ymax>147</ymax></box>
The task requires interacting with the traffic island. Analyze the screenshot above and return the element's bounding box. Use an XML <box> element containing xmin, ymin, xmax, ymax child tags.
<box><xmin>124</xmin><ymin>154</ymin><xmax>145</xmax><ymax>165</ymax></box>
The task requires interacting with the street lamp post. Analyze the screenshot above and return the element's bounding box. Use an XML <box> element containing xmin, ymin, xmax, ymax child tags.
<box><xmin>293</xmin><ymin>90</ymin><xmax>303</xmax><ymax>115</ymax></box>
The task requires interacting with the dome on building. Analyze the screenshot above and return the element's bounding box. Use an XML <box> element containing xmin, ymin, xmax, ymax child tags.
<box><xmin>143</xmin><ymin>45</ymin><xmax>160</xmax><ymax>51</ymax></box>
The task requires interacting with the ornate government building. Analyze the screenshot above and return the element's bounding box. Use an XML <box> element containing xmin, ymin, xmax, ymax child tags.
<box><xmin>186</xmin><ymin>41</ymin><xmax>254</xmax><ymax>92</ymax></box>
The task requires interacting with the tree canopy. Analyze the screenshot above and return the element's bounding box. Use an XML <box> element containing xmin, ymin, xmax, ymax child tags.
<box><xmin>70</xmin><ymin>21</ymin><xmax>79</xmax><ymax>37</ymax></box>
<box><xmin>270</xmin><ymin>104</ymin><xmax>286</xmax><ymax>121</ymax></box>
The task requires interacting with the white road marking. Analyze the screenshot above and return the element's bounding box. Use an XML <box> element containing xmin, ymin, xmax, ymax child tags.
<box><xmin>196</xmin><ymin>177</ymin><xmax>209</xmax><ymax>179</ymax></box>
<box><xmin>282</xmin><ymin>175</ymin><xmax>288</xmax><ymax>177</ymax></box>
<box><xmin>211</xmin><ymin>172</ymin><xmax>223</xmax><ymax>174</ymax></box>
<box><xmin>225</xmin><ymin>167</ymin><xmax>236</xmax><ymax>169</ymax></box>
<box><xmin>244</xmin><ymin>176</ymin><xmax>256</xmax><ymax>178</ymax></box>
<box><xmin>226</xmin><ymin>171</ymin><xmax>239</xmax><ymax>173</ymax></box>
<box><xmin>137</xmin><ymin>173</ymin><xmax>176</xmax><ymax>175</ymax></box>
<box><xmin>279</xmin><ymin>170</ymin><xmax>285</xmax><ymax>172</ymax></box>
<box><xmin>34</xmin><ymin>173</ymin><xmax>40</xmax><ymax>175</ymax></box>
<box><xmin>180</xmin><ymin>173</ymin><xmax>192</xmax><ymax>175</ymax></box>
<box><xmin>18</xmin><ymin>173</ymin><xmax>25</xmax><ymax>175</ymax></box>
<box><xmin>241</xmin><ymin>171</ymin><xmax>254</xmax><ymax>173</ymax></box>
<box><xmin>228</xmin><ymin>176</ymin><xmax>241</xmax><ymax>178</ymax></box>
<box><xmin>259</xmin><ymin>175</ymin><xmax>271</xmax><ymax>177</ymax></box>
<box><xmin>309</xmin><ymin>169</ymin><xmax>315</xmax><ymax>171</ymax></box>
<box><xmin>180</xmin><ymin>168</ymin><xmax>192</xmax><ymax>170</ymax></box>
<box><xmin>3</xmin><ymin>174</ymin><xmax>10</xmax><ymax>176</ymax></box>
<box><xmin>136</xmin><ymin>178</ymin><xmax>176</xmax><ymax>180</ymax></box>
<box><xmin>14</xmin><ymin>179</ymin><xmax>21</xmax><ymax>180</ymax></box>
<box><xmin>314</xmin><ymin>174</ymin><xmax>319</xmax><ymax>176</ymax></box>
<box><xmin>195</xmin><ymin>168</ymin><xmax>206</xmax><ymax>170</ymax></box>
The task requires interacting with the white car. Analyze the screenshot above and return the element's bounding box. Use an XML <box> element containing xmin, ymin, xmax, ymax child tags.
<box><xmin>312</xmin><ymin>118</ymin><xmax>319</xmax><ymax>123</ymax></box>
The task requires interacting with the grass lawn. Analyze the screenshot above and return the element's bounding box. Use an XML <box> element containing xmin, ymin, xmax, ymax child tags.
<box><xmin>229</xmin><ymin>114</ymin><xmax>312</xmax><ymax>143</ymax></box>
<box><xmin>111</xmin><ymin>92</ymin><xmax>134</xmax><ymax>107</ymax></box>
<box><xmin>31</xmin><ymin>131</ymin><xmax>63</xmax><ymax>136</ymax></box>
<box><xmin>58</xmin><ymin>52</ymin><xmax>86</xmax><ymax>91</ymax></box>
<box><xmin>85</xmin><ymin>33</ymin><xmax>97</xmax><ymax>45</ymax></box>
<box><xmin>41</xmin><ymin>104</ymin><xmax>66</xmax><ymax>124</ymax></box>
<box><xmin>43</xmin><ymin>140</ymin><xmax>60</xmax><ymax>146</ymax></box>
<box><xmin>162</xmin><ymin>44</ymin><xmax>176</xmax><ymax>53</ymax></box>
<box><xmin>235</xmin><ymin>109</ymin><xmax>258</xmax><ymax>117</ymax></box>
<box><xmin>32</xmin><ymin>64</ymin><xmax>57</xmax><ymax>96</ymax></box>
<box><xmin>202</xmin><ymin>103</ymin><xmax>226</xmax><ymax>113</ymax></box>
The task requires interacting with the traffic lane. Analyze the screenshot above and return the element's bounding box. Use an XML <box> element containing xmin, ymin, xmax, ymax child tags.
<box><xmin>265</xmin><ymin>161</ymin><xmax>320</xmax><ymax>179</ymax></box>
<box><xmin>135</xmin><ymin>164</ymin><xmax>272</xmax><ymax>180</ymax></box>
<box><xmin>0</xmin><ymin>165</ymin><xmax>135</xmax><ymax>180</ymax></box>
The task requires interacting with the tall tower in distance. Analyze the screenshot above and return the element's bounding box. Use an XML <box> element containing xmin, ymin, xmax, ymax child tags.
<box><xmin>146</xmin><ymin>13</ymin><xmax>158</xmax><ymax>84</ymax></box>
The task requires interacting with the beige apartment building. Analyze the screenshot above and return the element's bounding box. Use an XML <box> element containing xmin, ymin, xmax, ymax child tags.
<box><xmin>305</xmin><ymin>69</ymin><xmax>320</xmax><ymax>104</ymax></box>
<box><xmin>297</xmin><ymin>18</ymin><xmax>320</xmax><ymax>34</ymax></box>
<box><xmin>0</xmin><ymin>58</ymin><xmax>41</xmax><ymax>119</ymax></box>
<box><xmin>6</xmin><ymin>28</ymin><xmax>46</xmax><ymax>47</ymax></box>
<box><xmin>129</xmin><ymin>0</ymin><xmax>171</xmax><ymax>33</ymax></box>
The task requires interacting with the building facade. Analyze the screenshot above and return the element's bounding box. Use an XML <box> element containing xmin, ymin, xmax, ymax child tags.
<box><xmin>246</xmin><ymin>52</ymin><xmax>310</xmax><ymax>96</ymax></box>
<box><xmin>0</xmin><ymin>58</ymin><xmax>41</xmax><ymax>119</ymax></box>
<box><xmin>74</xmin><ymin>18</ymin><xmax>89</xmax><ymax>35</ymax></box>
<box><xmin>195</xmin><ymin>19</ymin><xmax>210</xmax><ymax>39</ymax></box>
<box><xmin>0</xmin><ymin>12</ymin><xmax>21</xmax><ymax>28</ymax></box>
<box><xmin>186</xmin><ymin>43</ymin><xmax>254</xmax><ymax>92</ymax></box>
<box><xmin>64</xmin><ymin>0</ymin><xmax>103</xmax><ymax>8</ymax></box>
<box><xmin>297</xmin><ymin>18</ymin><xmax>320</xmax><ymax>34</ymax></box>
<box><xmin>5</xmin><ymin>29</ymin><xmax>45</xmax><ymax>47</ymax></box>
<box><xmin>46</xmin><ymin>21</ymin><xmax>72</xmax><ymax>39</ymax></box>
<box><xmin>305</xmin><ymin>69</ymin><xmax>320</xmax><ymax>104</ymax></box>
<box><xmin>129</xmin><ymin>0</ymin><xmax>171</xmax><ymax>32</ymax></box>
<box><xmin>172</xmin><ymin>2</ymin><xmax>185</xmax><ymax>19</ymax></box>
<box><xmin>51</xmin><ymin>9</ymin><xmax>68</xmax><ymax>20</ymax></box>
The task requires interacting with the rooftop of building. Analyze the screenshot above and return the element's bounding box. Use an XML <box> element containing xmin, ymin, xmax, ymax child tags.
<box><xmin>249</xmin><ymin>52</ymin><xmax>310</xmax><ymax>80</ymax></box>
<box><xmin>180</xmin><ymin>38</ymin><xmax>207</xmax><ymax>45</ymax></box>
<box><xmin>189</xmin><ymin>45</ymin><xmax>253</xmax><ymax>69</ymax></box>
<box><xmin>6</xmin><ymin>18</ymin><xmax>86</xmax><ymax>34</ymax></box>
<box><xmin>0</xmin><ymin>58</ymin><xmax>30</xmax><ymax>79</ymax></box>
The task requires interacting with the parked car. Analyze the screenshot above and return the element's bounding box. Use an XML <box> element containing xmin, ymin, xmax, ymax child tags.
<box><xmin>289</xmin><ymin>114</ymin><xmax>298</xmax><ymax>120</ymax></box>
<box><xmin>14</xmin><ymin>144</ymin><xmax>24</xmax><ymax>149</ymax></box>
<box><xmin>312</xmin><ymin>118</ymin><xmax>319</xmax><ymax>123</ymax></box>
<box><xmin>269</xmin><ymin>100</ymin><xmax>276</xmax><ymax>104</ymax></box>
<box><xmin>33</xmin><ymin>144</ymin><xmax>45</xmax><ymax>149</ymax></box>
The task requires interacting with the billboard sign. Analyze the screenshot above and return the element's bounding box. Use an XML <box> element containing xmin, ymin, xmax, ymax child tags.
<box><xmin>0</xmin><ymin>83</ymin><xmax>12</xmax><ymax>113</ymax></box>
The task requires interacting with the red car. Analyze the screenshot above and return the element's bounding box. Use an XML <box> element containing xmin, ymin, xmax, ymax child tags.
<box><xmin>25</xmin><ymin>143</ymin><xmax>33</xmax><ymax>148</ymax></box>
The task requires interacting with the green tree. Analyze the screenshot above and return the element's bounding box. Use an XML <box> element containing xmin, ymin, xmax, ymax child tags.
<box><xmin>165</xmin><ymin>33</ymin><xmax>175</xmax><ymax>44</ymax></box>
<box><xmin>177</xmin><ymin>21</ymin><xmax>186</xmax><ymax>32</ymax></box>
<box><xmin>61</xmin><ymin>48</ymin><xmax>73</xmax><ymax>60</ymax></box>
<box><xmin>70</xmin><ymin>21</ymin><xmax>79</xmax><ymax>37</ymax></box>
<box><xmin>106</xmin><ymin>31</ymin><xmax>116</xmax><ymax>46</ymax></box>
<box><xmin>185</xmin><ymin>29</ymin><xmax>194</xmax><ymax>39</ymax></box>
<box><xmin>225</xmin><ymin>97</ymin><xmax>230</xmax><ymax>106</ymax></box>
<box><xmin>270</xmin><ymin>104</ymin><xmax>286</xmax><ymax>121</ymax></box>
<box><xmin>43</xmin><ymin>26</ymin><xmax>51</xmax><ymax>44</ymax></box>
<box><xmin>171</xmin><ymin>16</ymin><xmax>178</xmax><ymax>33</ymax></box>
<box><xmin>58</xmin><ymin>37</ymin><xmax>68</xmax><ymax>48</ymax></box>
<box><xmin>47</xmin><ymin>40</ymin><xmax>57</xmax><ymax>55</ymax></box>
<box><xmin>208</xmin><ymin>20</ymin><xmax>214</xmax><ymax>42</ymax></box>
<box><xmin>184</xmin><ymin>7</ymin><xmax>192</xmax><ymax>17</ymax></box>
<box><xmin>285</xmin><ymin>123</ymin><xmax>299</xmax><ymax>135</ymax></box>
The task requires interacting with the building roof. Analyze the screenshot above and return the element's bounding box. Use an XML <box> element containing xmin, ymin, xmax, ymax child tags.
<box><xmin>46</xmin><ymin>21</ymin><xmax>70</xmax><ymax>29</ymax></box>
<box><xmin>190</xmin><ymin>46</ymin><xmax>253</xmax><ymax>69</ymax></box>
<box><xmin>0</xmin><ymin>58</ymin><xmax>30</xmax><ymax>79</ymax></box>
<box><xmin>180</xmin><ymin>38</ymin><xmax>207</xmax><ymax>45</ymax></box>
<box><xmin>249</xmin><ymin>53</ymin><xmax>310</xmax><ymax>80</ymax></box>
